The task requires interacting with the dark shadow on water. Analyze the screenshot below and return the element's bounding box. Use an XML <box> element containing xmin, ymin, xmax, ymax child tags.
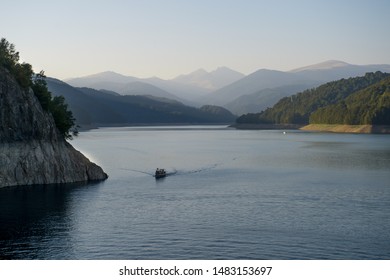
<box><xmin>0</xmin><ymin>181</ymin><xmax>104</xmax><ymax>259</ymax></box>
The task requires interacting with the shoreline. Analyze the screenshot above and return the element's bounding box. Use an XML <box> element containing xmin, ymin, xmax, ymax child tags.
<box><xmin>77</xmin><ymin>122</ymin><xmax>233</xmax><ymax>132</ymax></box>
<box><xmin>230</xmin><ymin>123</ymin><xmax>304</xmax><ymax>130</ymax></box>
<box><xmin>78</xmin><ymin>123</ymin><xmax>390</xmax><ymax>134</ymax></box>
<box><xmin>232</xmin><ymin>123</ymin><xmax>390</xmax><ymax>134</ymax></box>
<box><xmin>300</xmin><ymin>124</ymin><xmax>390</xmax><ymax>134</ymax></box>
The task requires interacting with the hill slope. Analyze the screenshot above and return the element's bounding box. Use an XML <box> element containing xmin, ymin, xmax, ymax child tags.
<box><xmin>290</xmin><ymin>60</ymin><xmax>390</xmax><ymax>82</ymax></box>
<box><xmin>66</xmin><ymin>67</ymin><xmax>245</xmax><ymax>104</ymax></box>
<box><xmin>46</xmin><ymin>78</ymin><xmax>236</xmax><ymax>127</ymax></box>
<box><xmin>203</xmin><ymin>69</ymin><xmax>306</xmax><ymax>105</ymax></box>
<box><xmin>310</xmin><ymin>76</ymin><xmax>390</xmax><ymax>125</ymax></box>
<box><xmin>204</xmin><ymin>61</ymin><xmax>390</xmax><ymax>112</ymax></box>
<box><xmin>236</xmin><ymin>72</ymin><xmax>390</xmax><ymax>126</ymax></box>
<box><xmin>224</xmin><ymin>84</ymin><xmax>314</xmax><ymax>115</ymax></box>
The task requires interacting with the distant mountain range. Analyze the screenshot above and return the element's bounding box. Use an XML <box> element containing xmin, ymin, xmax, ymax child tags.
<box><xmin>66</xmin><ymin>67</ymin><xmax>244</xmax><ymax>105</ymax></box>
<box><xmin>206</xmin><ymin>61</ymin><xmax>390</xmax><ymax>114</ymax></box>
<box><xmin>65</xmin><ymin>61</ymin><xmax>390</xmax><ymax>115</ymax></box>
<box><xmin>46</xmin><ymin>78</ymin><xmax>236</xmax><ymax>128</ymax></box>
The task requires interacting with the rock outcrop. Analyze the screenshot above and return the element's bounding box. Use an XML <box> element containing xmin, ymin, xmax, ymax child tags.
<box><xmin>0</xmin><ymin>68</ymin><xmax>108</xmax><ymax>188</ymax></box>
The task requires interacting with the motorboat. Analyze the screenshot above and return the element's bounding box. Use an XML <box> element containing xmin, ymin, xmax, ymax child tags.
<box><xmin>155</xmin><ymin>168</ymin><xmax>166</xmax><ymax>179</ymax></box>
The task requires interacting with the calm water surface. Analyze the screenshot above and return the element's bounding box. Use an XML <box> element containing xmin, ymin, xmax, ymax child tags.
<box><xmin>1</xmin><ymin>126</ymin><xmax>389</xmax><ymax>259</ymax></box>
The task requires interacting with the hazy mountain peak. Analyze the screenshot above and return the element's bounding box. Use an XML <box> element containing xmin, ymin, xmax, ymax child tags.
<box><xmin>192</xmin><ymin>68</ymin><xmax>208</xmax><ymax>75</ymax></box>
<box><xmin>215</xmin><ymin>66</ymin><xmax>231</xmax><ymax>71</ymax></box>
<box><xmin>173</xmin><ymin>67</ymin><xmax>244</xmax><ymax>90</ymax></box>
<box><xmin>66</xmin><ymin>70</ymin><xmax>128</xmax><ymax>81</ymax></box>
<box><xmin>94</xmin><ymin>70</ymin><xmax>123</xmax><ymax>76</ymax></box>
<box><xmin>290</xmin><ymin>60</ymin><xmax>351</xmax><ymax>72</ymax></box>
<box><xmin>212</xmin><ymin>66</ymin><xmax>244</xmax><ymax>76</ymax></box>
<box><xmin>66</xmin><ymin>71</ymin><xmax>138</xmax><ymax>89</ymax></box>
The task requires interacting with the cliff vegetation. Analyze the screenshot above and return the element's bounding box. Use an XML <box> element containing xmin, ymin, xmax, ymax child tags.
<box><xmin>0</xmin><ymin>38</ymin><xmax>107</xmax><ymax>187</ymax></box>
<box><xmin>1</xmin><ymin>38</ymin><xmax>77</xmax><ymax>139</ymax></box>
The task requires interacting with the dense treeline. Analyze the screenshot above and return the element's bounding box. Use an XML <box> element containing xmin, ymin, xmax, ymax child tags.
<box><xmin>236</xmin><ymin>72</ymin><xmax>390</xmax><ymax>125</ymax></box>
<box><xmin>0</xmin><ymin>38</ymin><xmax>76</xmax><ymax>139</ymax></box>
<box><xmin>310</xmin><ymin>76</ymin><xmax>390</xmax><ymax>125</ymax></box>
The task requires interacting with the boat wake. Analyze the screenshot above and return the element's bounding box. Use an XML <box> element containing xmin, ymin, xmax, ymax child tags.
<box><xmin>175</xmin><ymin>163</ymin><xmax>219</xmax><ymax>175</ymax></box>
<box><xmin>122</xmin><ymin>168</ymin><xmax>177</xmax><ymax>178</ymax></box>
<box><xmin>166</xmin><ymin>169</ymin><xmax>178</xmax><ymax>176</ymax></box>
<box><xmin>121</xmin><ymin>168</ymin><xmax>154</xmax><ymax>176</ymax></box>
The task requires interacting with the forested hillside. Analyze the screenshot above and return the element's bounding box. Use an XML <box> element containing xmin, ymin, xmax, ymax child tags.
<box><xmin>310</xmin><ymin>76</ymin><xmax>390</xmax><ymax>125</ymax></box>
<box><xmin>46</xmin><ymin>78</ymin><xmax>236</xmax><ymax>127</ymax></box>
<box><xmin>236</xmin><ymin>72</ymin><xmax>390</xmax><ymax>126</ymax></box>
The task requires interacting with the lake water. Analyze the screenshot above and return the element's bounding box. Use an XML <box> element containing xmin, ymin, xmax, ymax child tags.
<box><xmin>1</xmin><ymin>126</ymin><xmax>389</xmax><ymax>259</ymax></box>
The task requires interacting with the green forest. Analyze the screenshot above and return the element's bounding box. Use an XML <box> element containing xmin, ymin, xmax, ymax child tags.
<box><xmin>0</xmin><ymin>38</ymin><xmax>76</xmax><ymax>139</ymax></box>
<box><xmin>236</xmin><ymin>72</ymin><xmax>390</xmax><ymax>125</ymax></box>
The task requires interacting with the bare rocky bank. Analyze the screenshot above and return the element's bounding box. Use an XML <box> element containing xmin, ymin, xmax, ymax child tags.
<box><xmin>0</xmin><ymin>68</ymin><xmax>107</xmax><ymax>188</ymax></box>
<box><xmin>300</xmin><ymin>124</ymin><xmax>390</xmax><ymax>134</ymax></box>
<box><xmin>232</xmin><ymin>123</ymin><xmax>390</xmax><ymax>134</ymax></box>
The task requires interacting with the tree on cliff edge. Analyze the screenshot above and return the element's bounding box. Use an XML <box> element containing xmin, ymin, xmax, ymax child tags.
<box><xmin>0</xmin><ymin>38</ymin><xmax>77</xmax><ymax>139</ymax></box>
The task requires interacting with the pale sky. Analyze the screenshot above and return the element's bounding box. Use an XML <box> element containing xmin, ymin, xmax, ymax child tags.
<box><xmin>2</xmin><ymin>0</ymin><xmax>390</xmax><ymax>79</ymax></box>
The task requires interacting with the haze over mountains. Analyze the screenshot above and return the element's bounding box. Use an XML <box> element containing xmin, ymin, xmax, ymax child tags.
<box><xmin>66</xmin><ymin>67</ymin><xmax>244</xmax><ymax>105</ymax></box>
<box><xmin>173</xmin><ymin>67</ymin><xmax>245</xmax><ymax>90</ymax></box>
<box><xmin>46</xmin><ymin>78</ymin><xmax>236</xmax><ymax>128</ymax></box>
<box><xmin>65</xmin><ymin>61</ymin><xmax>390</xmax><ymax>115</ymax></box>
<box><xmin>206</xmin><ymin>61</ymin><xmax>390</xmax><ymax>114</ymax></box>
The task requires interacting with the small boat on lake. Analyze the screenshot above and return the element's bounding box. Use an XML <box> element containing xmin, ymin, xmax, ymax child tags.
<box><xmin>155</xmin><ymin>168</ymin><xmax>166</xmax><ymax>179</ymax></box>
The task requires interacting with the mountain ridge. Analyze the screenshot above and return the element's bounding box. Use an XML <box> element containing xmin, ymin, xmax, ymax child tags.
<box><xmin>65</xmin><ymin>66</ymin><xmax>245</xmax><ymax>103</ymax></box>
<box><xmin>289</xmin><ymin>60</ymin><xmax>351</xmax><ymax>72</ymax></box>
<box><xmin>236</xmin><ymin>72</ymin><xmax>390</xmax><ymax>127</ymax></box>
<box><xmin>207</xmin><ymin>61</ymin><xmax>390</xmax><ymax>114</ymax></box>
<box><xmin>173</xmin><ymin>67</ymin><xmax>245</xmax><ymax>90</ymax></box>
<box><xmin>46</xmin><ymin>78</ymin><xmax>236</xmax><ymax>128</ymax></box>
<box><xmin>64</xmin><ymin>61</ymin><xmax>390</xmax><ymax>115</ymax></box>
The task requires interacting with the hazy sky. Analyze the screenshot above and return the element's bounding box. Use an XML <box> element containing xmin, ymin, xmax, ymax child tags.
<box><xmin>2</xmin><ymin>0</ymin><xmax>390</xmax><ymax>79</ymax></box>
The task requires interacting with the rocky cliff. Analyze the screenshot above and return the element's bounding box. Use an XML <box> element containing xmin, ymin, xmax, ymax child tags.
<box><xmin>0</xmin><ymin>68</ymin><xmax>108</xmax><ymax>187</ymax></box>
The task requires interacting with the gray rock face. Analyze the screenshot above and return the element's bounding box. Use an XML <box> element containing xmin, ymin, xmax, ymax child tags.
<box><xmin>0</xmin><ymin>68</ymin><xmax>107</xmax><ymax>188</ymax></box>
